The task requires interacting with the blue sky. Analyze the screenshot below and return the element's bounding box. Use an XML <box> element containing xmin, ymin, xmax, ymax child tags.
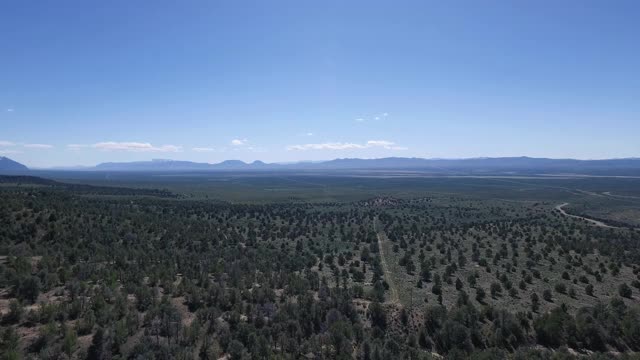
<box><xmin>1</xmin><ymin>0</ymin><xmax>639</xmax><ymax>167</ymax></box>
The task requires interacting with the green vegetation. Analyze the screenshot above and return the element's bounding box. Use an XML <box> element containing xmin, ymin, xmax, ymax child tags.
<box><xmin>1</xmin><ymin>174</ymin><xmax>640</xmax><ymax>359</ymax></box>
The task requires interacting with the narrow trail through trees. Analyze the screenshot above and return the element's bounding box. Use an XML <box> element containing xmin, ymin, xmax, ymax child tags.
<box><xmin>374</xmin><ymin>217</ymin><xmax>401</xmax><ymax>305</ymax></box>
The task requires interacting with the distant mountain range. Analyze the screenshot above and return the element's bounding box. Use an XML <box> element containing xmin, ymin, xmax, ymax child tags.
<box><xmin>3</xmin><ymin>156</ymin><xmax>640</xmax><ymax>175</ymax></box>
<box><xmin>92</xmin><ymin>157</ymin><xmax>640</xmax><ymax>173</ymax></box>
<box><xmin>0</xmin><ymin>156</ymin><xmax>29</xmax><ymax>171</ymax></box>
<box><xmin>94</xmin><ymin>159</ymin><xmax>271</xmax><ymax>171</ymax></box>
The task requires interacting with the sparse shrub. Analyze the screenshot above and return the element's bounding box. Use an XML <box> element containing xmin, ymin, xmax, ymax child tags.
<box><xmin>585</xmin><ymin>284</ymin><xmax>594</xmax><ymax>296</ymax></box>
<box><xmin>490</xmin><ymin>282</ymin><xmax>502</xmax><ymax>298</ymax></box>
<box><xmin>619</xmin><ymin>283</ymin><xmax>633</xmax><ymax>298</ymax></box>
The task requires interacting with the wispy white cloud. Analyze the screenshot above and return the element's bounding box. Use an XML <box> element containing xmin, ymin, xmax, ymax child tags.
<box><xmin>192</xmin><ymin>147</ymin><xmax>217</xmax><ymax>152</ymax></box>
<box><xmin>88</xmin><ymin>142</ymin><xmax>182</xmax><ymax>152</ymax></box>
<box><xmin>355</xmin><ymin>112</ymin><xmax>389</xmax><ymax>123</ymax></box>
<box><xmin>231</xmin><ymin>138</ymin><xmax>248</xmax><ymax>146</ymax></box>
<box><xmin>364</xmin><ymin>140</ymin><xmax>406</xmax><ymax>150</ymax></box>
<box><xmin>0</xmin><ymin>149</ymin><xmax>21</xmax><ymax>155</ymax></box>
<box><xmin>24</xmin><ymin>143</ymin><xmax>54</xmax><ymax>149</ymax></box>
<box><xmin>306</xmin><ymin>132</ymin><xmax>314</xmax><ymax>136</ymax></box>
<box><xmin>367</xmin><ymin>140</ymin><xmax>391</xmax><ymax>147</ymax></box>
<box><xmin>1</xmin><ymin>141</ymin><xmax>56</xmax><ymax>149</ymax></box>
<box><xmin>287</xmin><ymin>140</ymin><xmax>407</xmax><ymax>151</ymax></box>
<box><xmin>287</xmin><ymin>142</ymin><xmax>364</xmax><ymax>151</ymax></box>
<box><xmin>6</xmin><ymin>109</ymin><xmax>14</xmax><ymax>112</ymax></box>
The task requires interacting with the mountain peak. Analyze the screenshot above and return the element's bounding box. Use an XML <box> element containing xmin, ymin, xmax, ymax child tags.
<box><xmin>0</xmin><ymin>157</ymin><xmax>29</xmax><ymax>172</ymax></box>
<box><xmin>219</xmin><ymin>160</ymin><xmax>246</xmax><ymax>165</ymax></box>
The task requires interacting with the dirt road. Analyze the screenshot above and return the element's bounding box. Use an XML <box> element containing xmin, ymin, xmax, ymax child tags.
<box><xmin>555</xmin><ymin>203</ymin><xmax>619</xmax><ymax>229</ymax></box>
<box><xmin>374</xmin><ymin>217</ymin><xmax>401</xmax><ymax>305</ymax></box>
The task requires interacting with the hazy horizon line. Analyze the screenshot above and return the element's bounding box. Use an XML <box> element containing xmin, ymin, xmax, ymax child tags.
<box><xmin>4</xmin><ymin>154</ymin><xmax>639</xmax><ymax>170</ymax></box>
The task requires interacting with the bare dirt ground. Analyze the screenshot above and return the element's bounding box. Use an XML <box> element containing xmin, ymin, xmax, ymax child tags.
<box><xmin>170</xmin><ymin>296</ymin><xmax>196</xmax><ymax>326</ymax></box>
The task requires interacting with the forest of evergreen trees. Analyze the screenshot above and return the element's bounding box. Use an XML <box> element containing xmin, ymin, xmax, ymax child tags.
<box><xmin>1</xmin><ymin>180</ymin><xmax>640</xmax><ymax>359</ymax></box>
